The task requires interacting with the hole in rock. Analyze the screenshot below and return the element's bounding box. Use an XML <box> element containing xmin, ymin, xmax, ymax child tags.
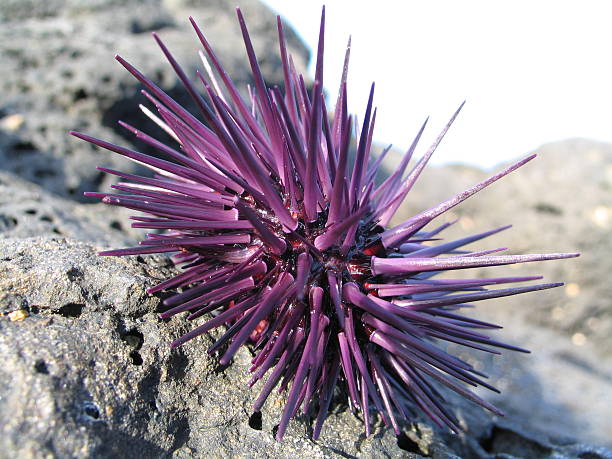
<box><xmin>129</xmin><ymin>350</ymin><xmax>143</xmax><ymax>366</ymax></box>
<box><xmin>57</xmin><ymin>303</ymin><xmax>84</xmax><ymax>318</ymax></box>
<box><xmin>73</xmin><ymin>88</ymin><xmax>88</xmax><ymax>102</ymax></box>
<box><xmin>34</xmin><ymin>359</ymin><xmax>49</xmax><ymax>374</ymax></box>
<box><xmin>397</xmin><ymin>433</ymin><xmax>423</xmax><ymax>455</ymax></box>
<box><xmin>248</xmin><ymin>411</ymin><xmax>263</xmax><ymax>430</ymax></box>
<box><xmin>534</xmin><ymin>202</ymin><xmax>563</xmax><ymax>215</ymax></box>
<box><xmin>110</xmin><ymin>220</ymin><xmax>122</xmax><ymax>231</ymax></box>
<box><xmin>14</xmin><ymin>141</ymin><xmax>35</xmax><ymax>152</ymax></box>
<box><xmin>123</xmin><ymin>329</ymin><xmax>144</xmax><ymax>349</ymax></box>
<box><xmin>82</xmin><ymin>401</ymin><xmax>100</xmax><ymax>420</ymax></box>
<box><xmin>66</xmin><ymin>267</ymin><xmax>82</xmax><ymax>282</ymax></box>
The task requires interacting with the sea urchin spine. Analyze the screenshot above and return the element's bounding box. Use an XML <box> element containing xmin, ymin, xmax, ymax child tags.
<box><xmin>72</xmin><ymin>7</ymin><xmax>578</xmax><ymax>441</ymax></box>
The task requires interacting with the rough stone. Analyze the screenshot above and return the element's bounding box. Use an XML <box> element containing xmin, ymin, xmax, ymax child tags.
<box><xmin>0</xmin><ymin>233</ymin><xmax>610</xmax><ymax>457</ymax></box>
<box><xmin>0</xmin><ymin>236</ymin><xmax>460</xmax><ymax>458</ymax></box>
<box><xmin>0</xmin><ymin>167</ymin><xmax>142</xmax><ymax>247</ymax></box>
<box><xmin>0</xmin><ymin>0</ymin><xmax>309</xmax><ymax>201</ymax></box>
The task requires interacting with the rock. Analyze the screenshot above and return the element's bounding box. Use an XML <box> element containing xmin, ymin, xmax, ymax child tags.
<box><xmin>0</xmin><ymin>167</ymin><xmax>140</xmax><ymax>247</ymax></box>
<box><xmin>0</xmin><ymin>236</ymin><xmax>458</xmax><ymax>458</ymax></box>
<box><xmin>390</xmin><ymin>138</ymin><xmax>612</xmax><ymax>355</ymax></box>
<box><xmin>384</xmin><ymin>137</ymin><xmax>612</xmax><ymax>448</ymax></box>
<box><xmin>0</xmin><ymin>0</ymin><xmax>309</xmax><ymax>201</ymax></box>
<box><xmin>1</xmin><ymin>236</ymin><xmax>611</xmax><ymax>458</ymax></box>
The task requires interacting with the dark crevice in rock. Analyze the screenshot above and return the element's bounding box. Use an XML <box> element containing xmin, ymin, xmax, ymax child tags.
<box><xmin>136</xmin><ymin>368</ymin><xmax>161</xmax><ymax>422</ymax></box>
<box><xmin>129</xmin><ymin>350</ymin><xmax>143</xmax><ymax>365</ymax></box>
<box><xmin>579</xmin><ymin>452</ymin><xmax>608</xmax><ymax>459</ymax></box>
<box><xmin>110</xmin><ymin>220</ymin><xmax>123</xmax><ymax>231</ymax></box>
<box><xmin>248</xmin><ymin>411</ymin><xmax>262</xmax><ymax>431</ymax></box>
<box><xmin>56</xmin><ymin>303</ymin><xmax>85</xmax><ymax>318</ymax></box>
<box><xmin>13</xmin><ymin>141</ymin><xmax>36</xmax><ymax>152</ymax></box>
<box><xmin>480</xmin><ymin>425</ymin><xmax>553</xmax><ymax>457</ymax></box>
<box><xmin>34</xmin><ymin>359</ymin><xmax>49</xmax><ymax>374</ymax></box>
<box><xmin>167</xmin><ymin>351</ymin><xmax>189</xmax><ymax>381</ymax></box>
<box><xmin>73</xmin><ymin>88</ymin><xmax>88</xmax><ymax>102</ymax></box>
<box><xmin>81</xmin><ymin>401</ymin><xmax>100</xmax><ymax>421</ymax></box>
<box><xmin>121</xmin><ymin>328</ymin><xmax>144</xmax><ymax>365</ymax></box>
<box><xmin>130</xmin><ymin>18</ymin><xmax>175</xmax><ymax>35</ymax></box>
<box><xmin>168</xmin><ymin>415</ymin><xmax>190</xmax><ymax>453</ymax></box>
<box><xmin>66</xmin><ymin>267</ymin><xmax>83</xmax><ymax>281</ymax></box>
<box><xmin>122</xmin><ymin>329</ymin><xmax>144</xmax><ymax>349</ymax></box>
<box><xmin>397</xmin><ymin>432</ymin><xmax>426</xmax><ymax>455</ymax></box>
<box><xmin>534</xmin><ymin>202</ymin><xmax>563</xmax><ymax>215</ymax></box>
<box><xmin>0</xmin><ymin>215</ymin><xmax>18</xmax><ymax>230</ymax></box>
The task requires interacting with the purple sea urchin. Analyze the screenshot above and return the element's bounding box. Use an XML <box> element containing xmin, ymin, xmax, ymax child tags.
<box><xmin>71</xmin><ymin>8</ymin><xmax>578</xmax><ymax>441</ymax></box>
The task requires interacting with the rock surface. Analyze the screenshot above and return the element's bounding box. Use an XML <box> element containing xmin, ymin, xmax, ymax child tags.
<box><xmin>390</xmin><ymin>138</ymin><xmax>612</xmax><ymax>356</ymax></box>
<box><xmin>1</xmin><ymin>237</ymin><xmax>610</xmax><ymax>458</ymax></box>
<box><xmin>0</xmin><ymin>168</ymin><xmax>141</xmax><ymax>246</ymax></box>
<box><xmin>0</xmin><ymin>0</ymin><xmax>309</xmax><ymax>201</ymax></box>
<box><xmin>0</xmin><ymin>236</ymin><xmax>457</xmax><ymax>458</ymax></box>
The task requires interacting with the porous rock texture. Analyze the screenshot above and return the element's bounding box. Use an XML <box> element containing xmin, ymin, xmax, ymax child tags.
<box><xmin>2</xmin><ymin>237</ymin><xmax>610</xmax><ymax>458</ymax></box>
<box><xmin>0</xmin><ymin>0</ymin><xmax>309</xmax><ymax>201</ymax></box>
<box><xmin>0</xmin><ymin>169</ymin><xmax>140</xmax><ymax>246</ymax></box>
<box><xmin>1</xmin><ymin>0</ymin><xmax>611</xmax><ymax>457</ymax></box>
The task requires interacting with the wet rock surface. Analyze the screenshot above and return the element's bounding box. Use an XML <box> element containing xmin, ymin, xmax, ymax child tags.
<box><xmin>1</xmin><ymin>0</ymin><xmax>611</xmax><ymax>457</ymax></box>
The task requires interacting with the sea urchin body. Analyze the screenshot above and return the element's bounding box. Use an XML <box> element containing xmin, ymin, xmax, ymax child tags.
<box><xmin>72</xmin><ymin>7</ymin><xmax>578</xmax><ymax>441</ymax></box>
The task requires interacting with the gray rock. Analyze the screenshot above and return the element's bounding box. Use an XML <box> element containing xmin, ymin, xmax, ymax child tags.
<box><xmin>0</xmin><ymin>168</ymin><xmax>142</xmax><ymax>246</ymax></box>
<box><xmin>384</xmin><ymin>137</ymin><xmax>612</xmax><ymax>448</ymax></box>
<box><xmin>0</xmin><ymin>236</ymin><xmax>457</xmax><ymax>458</ymax></box>
<box><xmin>0</xmin><ymin>0</ymin><xmax>309</xmax><ymax>201</ymax></box>
<box><xmin>0</xmin><ymin>234</ymin><xmax>610</xmax><ymax>458</ymax></box>
<box><xmin>389</xmin><ymin>138</ymin><xmax>612</xmax><ymax>355</ymax></box>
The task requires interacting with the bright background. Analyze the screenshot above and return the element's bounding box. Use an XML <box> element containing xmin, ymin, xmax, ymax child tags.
<box><xmin>261</xmin><ymin>0</ymin><xmax>612</xmax><ymax>168</ymax></box>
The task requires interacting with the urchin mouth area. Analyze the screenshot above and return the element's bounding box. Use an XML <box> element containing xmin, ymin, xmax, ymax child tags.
<box><xmin>239</xmin><ymin>192</ymin><xmax>377</xmax><ymax>289</ymax></box>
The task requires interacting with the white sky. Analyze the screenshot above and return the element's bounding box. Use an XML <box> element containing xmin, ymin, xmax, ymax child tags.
<box><xmin>260</xmin><ymin>0</ymin><xmax>612</xmax><ymax>168</ymax></box>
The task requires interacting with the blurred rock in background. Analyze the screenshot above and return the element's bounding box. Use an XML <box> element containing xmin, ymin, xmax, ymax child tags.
<box><xmin>0</xmin><ymin>0</ymin><xmax>309</xmax><ymax>200</ymax></box>
<box><xmin>0</xmin><ymin>0</ymin><xmax>610</xmax><ymax>458</ymax></box>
